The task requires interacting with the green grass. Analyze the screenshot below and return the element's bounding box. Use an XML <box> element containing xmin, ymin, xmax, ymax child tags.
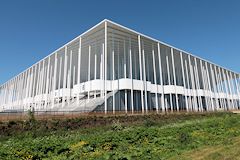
<box><xmin>1</xmin><ymin>112</ymin><xmax>240</xmax><ymax>159</ymax></box>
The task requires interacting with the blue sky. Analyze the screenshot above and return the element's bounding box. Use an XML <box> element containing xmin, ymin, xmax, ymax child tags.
<box><xmin>0</xmin><ymin>0</ymin><xmax>240</xmax><ymax>84</ymax></box>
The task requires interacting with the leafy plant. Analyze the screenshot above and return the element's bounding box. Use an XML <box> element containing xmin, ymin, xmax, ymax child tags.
<box><xmin>111</xmin><ymin>119</ymin><xmax>123</xmax><ymax>131</ymax></box>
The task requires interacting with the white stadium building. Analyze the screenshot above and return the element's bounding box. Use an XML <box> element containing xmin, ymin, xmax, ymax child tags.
<box><xmin>0</xmin><ymin>19</ymin><xmax>240</xmax><ymax>113</ymax></box>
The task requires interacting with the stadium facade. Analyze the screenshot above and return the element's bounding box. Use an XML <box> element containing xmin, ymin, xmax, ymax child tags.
<box><xmin>0</xmin><ymin>19</ymin><xmax>240</xmax><ymax>113</ymax></box>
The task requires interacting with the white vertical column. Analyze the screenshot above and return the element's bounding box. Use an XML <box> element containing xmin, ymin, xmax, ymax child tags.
<box><xmin>185</xmin><ymin>60</ymin><xmax>192</xmax><ymax>111</ymax></box>
<box><xmin>40</xmin><ymin>60</ymin><xmax>45</xmax><ymax>109</ymax></box>
<box><xmin>77</xmin><ymin>37</ymin><xmax>82</xmax><ymax>104</ymax></box>
<box><xmin>188</xmin><ymin>55</ymin><xmax>197</xmax><ymax>111</ymax></box>
<box><xmin>52</xmin><ymin>53</ymin><xmax>58</xmax><ymax>108</ymax></box>
<box><xmin>16</xmin><ymin>76</ymin><xmax>21</xmax><ymax>107</ymax></box>
<box><xmin>166</xmin><ymin>55</ymin><xmax>173</xmax><ymax>112</ymax></box>
<box><xmin>27</xmin><ymin>70</ymin><xmax>31</xmax><ymax>108</ymax></box>
<box><xmin>232</xmin><ymin>73</ymin><xmax>237</xmax><ymax>109</ymax></box>
<box><xmin>124</xmin><ymin>39</ymin><xmax>127</xmax><ymax>113</ymax></box>
<box><xmin>31</xmin><ymin>66</ymin><xmax>36</xmax><ymax>108</ymax></box>
<box><xmin>24</xmin><ymin>70</ymin><xmax>28</xmax><ymax>108</ymax></box>
<box><xmin>45</xmin><ymin>57</ymin><xmax>50</xmax><ymax>109</ymax></box>
<box><xmin>8</xmin><ymin>80</ymin><xmax>12</xmax><ymax>108</ymax></box>
<box><xmin>73</xmin><ymin>66</ymin><xmax>76</xmax><ymax>98</ymax></box>
<box><xmin>101</xmin><ymin>43</ymin><xmax>104</xmax><ymax>98</ymax></box>
<box><xmin>219</xmin><ymin>67</ymin><xmax>227</xmax><ymax>110</ymax></box>
<box><xmin>29</xmin><ymin>68</ymin><xmax>34</xmax><ymax>107</ymax></box>
<box><xmin>224</xmin><ymin>70</ymin><xmax>232</xmax><ymax>110</ymax></box>
<box><xmin>19</xmin><ymin>74</ymin><xmax>23</xmax><ymax>110</ymax></box>
<box><xmin>129</xmin><ymin>39</ymin><xmax>134</xmax><ymax>114</ymax></box>
<box><xmin>152</xmin><ymin>46</ymin><xmax>159</xmax><ymax>113</ymax></box>
<box><xmin>48</xmin><ymin>65</ymin><xmax>53</xmax><ymax>110</ymax></box>
<box><xmin>94</xmin><ymin>52</ymin><xmax>97</xmax><ymax>99</ymax></box>
<box><xmin>229</xmin><ymin>72</ymin><xmax>237</xmax><ymax>109</ymax></box>
<box><xmin>36</xmin><ymin>63</ymin><xmax>41</xmax><ymax>99</ymax></box>
<box><xmin>138</xmin><ymin>35</ymin><xmax>144</xmax><ymax>113</ymax></box>
<box><xmin>234</xmin><ymin>74</ymin><xmax>240</xmax><ymax>109</ymax></box>
<box><xmin>68</xmin><ymin>50</ymin><xmax>72</xmax><ymax>104</ymax></box>
<box><xmin>157</xmin><ymin>43</ymin><xmax>165</xmax><ymax>113</ymax></box>
<box><xmin>142</xmin><ymin>49</ymin><xmax>148</xmax><ymax>113</ymax></box>
<box><xmin>25</xmin><ymin>69</ymin><xmax>29</xmax><ymax>109</ymax></box>
<box><xmin>62</xmin><ymin>46</ymin><xmax>68</xmax><ymax>107</ymax></box>
<box><xmin>194</xmin><ymin>58</ymin><xmax>203</xmax><ymax>111</ymax></box>
<box><xmin>104</xmin><ymin>21</ymin><xmax>107</xmax><ymax>114</ymax></box>
<box><xmin>222</xmin><ymin>69</ymin><xmax>230</xmax><ymax>110</ymax></box>
<box><xmin>88</xmin><ymin>46</ymin><xmax>91</xmax><ymax>102</ymax></box>
<box><xmin>171</xmin><ymin>48</ymin><xmax>179</xmax><ymax>112</ymax></box>
<box><xmin>205</xmin><ymin>62</ymin><xmax>214</xmax><ymax>111</ymax></box>
<box><xmin>112</xmin><ymin>45</ymin><xmax>115</xmax><ymax>113</ymax></box>
<box><xmin>214</xmin><ymin>66</ymin><xmax>222</xmax><ymax>110</ymax></box>
<box><xmin>58</xmin><ymin>57</ymin><xmax>62</xmax><ymax>106</ymax></box>
<box><xmin>180</xmin><ymin>52</ymin><xmax>189</xmax><ymax>112</ymax></box>
<box><xmin>226</xmin><ymin>71</ymin><xmax>234</xmax><ymax>109</ymax></box>
<box><xmin>210</xmin><ymin>64</ymin><xmax>219</xmax><ymax>110</ymax></box>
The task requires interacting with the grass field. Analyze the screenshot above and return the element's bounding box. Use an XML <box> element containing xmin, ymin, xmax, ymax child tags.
<box><xmin>0</xmin><ymin>112</ymin><xmax>240</xmax><ymax>160</ymax></box>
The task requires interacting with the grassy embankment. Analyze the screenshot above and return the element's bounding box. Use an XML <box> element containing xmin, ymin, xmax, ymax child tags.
<box><xmin>0</xmin><ymin>112</ymin><xmax>240</xmax><ymax>159</ymax></box>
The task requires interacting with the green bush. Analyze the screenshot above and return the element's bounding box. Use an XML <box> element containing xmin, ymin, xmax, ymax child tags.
<box><xmin>111</xmin><ymin>119</ymin><xmax>123</xmax><ymax>131</ymax></box>
<box><xmin>143</xmin><ymin>118</ymin><xmax>156</xmax><ymax>127</ymax></box>
<box><xmin>178</xmin><ymin>130</ymin><xmax>192</xmax><ymax>146</ymax></box>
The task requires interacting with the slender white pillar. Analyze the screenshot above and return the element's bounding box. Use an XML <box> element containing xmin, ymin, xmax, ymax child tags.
<box><xmin>210</xmin><ymin>64</ymin><xmax>219</xmax><ymax>110</ymax></box>
<box><xmin>36</xmin><ymin>63</ymin><xmax>41</xmax><ymax>99</ymax></box>
<box><xmin>185</xmin><ymin>60</ymin><xmax>192</xmax><ymax>111</ymax></box>
<box><xmin>129</xmin><ymin>39</ymin><xmax>134</xmax><ymax>114</ymax></box>
<box><xmin>94</xmin><ymin>51</ymin><xmax>97</xmax><ymax>99</ymax></box>
<box><xmin>214</xmin><ymin>66</ymin><xmax>222</xmax><ymax>110</ymax></box>
<box><xmin>180</xmin><ymin>52</ymin><xmax>189</xmax><ymax>112</ymax></box>
<box><xmin>40</xmin><ymin>60</ymin><xmax>45</xmax><ymax>109</ymax></box>
<box><xmin>157</xmin><ymin>43</ymin><xmax>165</xmax><ymax>113</ymax></box>
<box><xmin>112</xmin><ymin>47</ymin><xmax>115</xmax><ymax>113</ymax></box>
<box><xmin>222</xmin><ymin>69</ymin><xmax>231</xmax><ymax>110</ymax></box>
<box><xmin>205</xmin><ymin>62</ymin><xmax>214</xmax><ymax>111</ymax></box>
<box><xmin>188</xmin><ymin>55</ymin><xmax>197</xmax><ymax>111</ymax></box>
<box><xmin>142</xmin><ymin>49</ymin><xmax>148</xmax><ymax>113</ymax></box>
<box><xmin>58</xmin><ymin>57</ymin><xmax>62</xmax><ymax>106</ymax></box>
<box><xmin>73</xmin><ymin>66</ymin><xmax>76</xmax><ymax>100</ymax></box>
<box><xmin>48</xmin><ymin>65</ymin><xmax>53</xmax><ymax>110</ymax></box>
<box><xmin>138</xmin><ymin>35</ymin><xmax>144</xmax><ymax>113</ymax></box>
<box><xmin>124</xmin><ymin>39</ymin><xmax>127</xmax><ymax>113</ymax></box>
<box><xmin>194</xmin><ymin>58</ymin><xmax>203</xmax><ymax>111</ymax></box>
<box><xmin>68</xmin><ymin>50</ymin><xmax>73</xmax><ymax>104</ymax></box>
<box><xmin>152</xmin><ymin>46</ymin><xmax>159</xmax><ymax>113</ymax></box>
<box><xmin>234</xmin><ymin>74</ymin><xmax>240</xmax><ymax>109</ymax></box>
<box><xmin>171</xmin><ymin>48</ymin><xmax>179</xmax><ymax>112</ymax></box>
<box><xmin>226</xmin><ymin>71</ymin><xmax>234</xmax><ymax>109</ymax></box>
<box><xmin>166</xmin><ymin>55</ymin><xmax>173</xmax><ymax>112</ymax></box>
<box><xmin>52</xmin><ymin>53</ymin><xmax>58</xmax><ymax>108</ymax></box>
<box><xmin>219</xmin><ymin>67</ymin><xmax>227</xmax><ymax>110</ymax></box>
<box><xmin>88</xmin><ymin>46</ymin><xmax>91</xmax><ymax>102</ymax></box>
<box><xmin>29</xmin><ymin>68</ymin><xmax>34</xmax><ymax>107</ymax></box>
<box><xmin>101</xmin><ymin>43</ymin><xmax>104</xmax><ymax>98</ymax></box>
<box><xmin>77</xmin><ymin>37</ymin><xmax>82</xmax><ymax>104</ymax></box>
<box><xmin>229</xmin><ymin>72</ymin><xmax>237</xmax><ymax>109</ymax></box>
<box><xmin>45</xmin><ymin>57</ymin><xmax>50</xmax><ymax>109</ymax></box>
<box><xmin>62</xmin><ymin>46</ymin><xmax>68</xmax><ymax>107</ymax></box>
<box><xmin>104</xmin><ymin>21</ymin><xmax>107</xmax><ymax>114</ymax></box>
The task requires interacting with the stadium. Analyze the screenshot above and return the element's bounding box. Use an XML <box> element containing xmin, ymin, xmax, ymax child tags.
<box><xmin>0</xmin><ymin>19</ymin><xmax>240</xmax><ymax>113</ymax></box>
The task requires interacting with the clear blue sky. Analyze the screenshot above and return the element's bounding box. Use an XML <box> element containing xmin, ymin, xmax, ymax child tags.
<box><xmin>0</xmin><ymin>0</ymin><xmax>240</xmax><ymax>84</ymax></box>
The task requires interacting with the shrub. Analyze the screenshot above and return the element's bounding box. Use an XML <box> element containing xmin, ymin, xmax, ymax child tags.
<box><xmin>178</xmin><ymin>131</ymin><xmax>192</xmax><ymax>145</ymax></box>
<box><xmin>111</xmin><ymin>119</ymin><xmax>123</xmax><ymax>131</ymax></box>
<box><xmin>143</xmin><ymin>118</ymin><xmax>156</xmax><ymax>127</ymax></box>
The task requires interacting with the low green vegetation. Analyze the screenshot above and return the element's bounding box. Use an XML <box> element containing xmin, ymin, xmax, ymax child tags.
<box><xmin>0</xmin><ymin>112</ymin><xmax>240</xmax><ymax>159</ymax></box>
